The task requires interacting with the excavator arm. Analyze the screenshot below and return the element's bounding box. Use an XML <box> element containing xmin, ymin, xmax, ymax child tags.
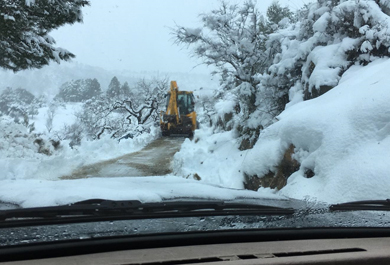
<box><xmin>166</xmin><ymin>81</ymin><xmax>180</xmax><ymax>125</ymax></box>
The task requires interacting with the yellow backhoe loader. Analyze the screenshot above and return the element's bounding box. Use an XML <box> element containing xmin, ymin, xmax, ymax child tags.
<box><xmin>160</xmin><ymin>81</ymin><xmax>197</xmax><ymax>137</ymax></box>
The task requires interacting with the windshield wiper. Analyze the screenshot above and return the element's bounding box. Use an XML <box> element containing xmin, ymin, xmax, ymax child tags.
<box><xmin>329</xmin><ymin>199</ymin><xmax>390</xmax><ymax>211</ymax></box>
<box><xmin>0</xmin><ymin>199</ymin><xmax>294</xmax><ymax>228</ymax></box>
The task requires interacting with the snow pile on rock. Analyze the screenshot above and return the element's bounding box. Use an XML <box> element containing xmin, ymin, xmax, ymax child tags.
<box><xmin>243</xmin><ymin>58</ymin><xmax>390</xmax><ymax>203</ymax></box>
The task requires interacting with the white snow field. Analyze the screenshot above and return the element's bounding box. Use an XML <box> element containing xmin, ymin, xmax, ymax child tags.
<box><xmin>174</xmin><ymin>58</ymin><xmax>390</xmax><ymax>204</ymax></box>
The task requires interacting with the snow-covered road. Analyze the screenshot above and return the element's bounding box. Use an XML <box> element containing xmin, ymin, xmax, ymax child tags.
<box><xmin>62</xmin><ymin>137</ymin><xmax>185</xmax><ymax>179</ymax></box>
<box><xmin>1</xmin><ymin>137</ymin><xmax>284</xmax><ymax>209</ymax></box>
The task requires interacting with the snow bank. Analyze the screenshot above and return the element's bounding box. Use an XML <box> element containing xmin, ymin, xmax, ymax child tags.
<box><xmin>174</xmin><ymin>58</ymin><xmax>390</xmax><ymax>204</ymax></box>
<box><xmin>0</xmin><ymin>175</ymin><xmax>282</xmax><ymax>208</ymax></box>
<box><xmin>173</xmin><ymin>128</ymin><xmax>249</xmax><ymax>189</ymax></box>
<box><xmin>244</xmin><ymin>58</ymin><xmax>390</xmax><ymax>203</ymax></box>
<box><xmin>0</xmin><ymin>119</ymin><xmax>159</xmax><ymax>181</ymax></box>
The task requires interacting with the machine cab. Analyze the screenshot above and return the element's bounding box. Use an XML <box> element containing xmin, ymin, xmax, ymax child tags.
<box><xmin>165</xmin><ymin>92</ymin><xmax>195</xmax><ymax>115</ymax></box>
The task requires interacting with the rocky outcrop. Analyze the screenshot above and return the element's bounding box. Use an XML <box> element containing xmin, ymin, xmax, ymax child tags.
<box><xmin>244</xmin><ymin>144</ymin><xmax>300</xmax><ymax>191</ymax></box>
<box><xmin>33</xmin><ymin>138</ymin><xmax>60</xmax><ymax>156</ymax></box>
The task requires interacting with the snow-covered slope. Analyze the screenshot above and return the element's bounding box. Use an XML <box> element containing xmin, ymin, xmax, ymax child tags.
<box><xmin>245</xmin><ymin>58</ymin><xmax>390</xmax><ymax>203</ymax></box>
<box><xmin>174</xmin><ymin>58</ymin><xmax>390</xmax><ymax>204</ymax></box>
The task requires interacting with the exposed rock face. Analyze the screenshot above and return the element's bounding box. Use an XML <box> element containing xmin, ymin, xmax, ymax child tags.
<box><xmin>216</xmin><ymin>112</ymin><xmax>234</xmax><ymax>132</ymax></box>
<box><xmin>303</xmin><ymin>61</ymin><xmax>336</xmax><ymax>100</ymax></box>
<box><xmin>304</xmin><ymin>85</ymin><xmax>333</xmax><ymax>100</ymax></box>
<box><xmin>238</xmin><ymin>125</ymin><xmax>262</xmax><ymax>151</ymax></box>
<box><xmin>244</xmin><ymin>144</ymin><xmax>300</xmax><ymax>191</ymax></box>
<box><xmin>192</xmin><ymin>173</ymin><xmax>201</xmax><ymax>181</ymax></box>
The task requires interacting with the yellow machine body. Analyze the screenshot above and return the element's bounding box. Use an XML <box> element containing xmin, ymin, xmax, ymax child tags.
<box><xmin>160</xmin><ymin>81</ymin><xmax>197</xmax><ymax>137</ymax></box>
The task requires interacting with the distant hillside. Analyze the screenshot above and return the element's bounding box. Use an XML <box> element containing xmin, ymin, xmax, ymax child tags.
<box><xmin>0</xmin><ymin>61</ymin><xmax>218</xmax><ymax>98</ymax></box>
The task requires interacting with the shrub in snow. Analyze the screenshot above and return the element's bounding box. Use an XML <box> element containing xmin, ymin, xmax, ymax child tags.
<box><xmin>54</xmin><ymin>122</ymin><xmax>84</xmax><ymax>148</ymax></box>
<box><xmin>0</xmin><ymin>117</ymin><xmax>59</xmax><ymax>158</ymax></box>
<box><xmin>0</xmin><ymin>87</ymin><xmax>43</xmax><ymax>128</ymax></box>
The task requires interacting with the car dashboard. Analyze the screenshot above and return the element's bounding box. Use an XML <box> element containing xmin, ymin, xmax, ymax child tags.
<box><xmin>1</xmin><ymin>229</ymin><xmax>390</xmax><ymax>265</ymax></box>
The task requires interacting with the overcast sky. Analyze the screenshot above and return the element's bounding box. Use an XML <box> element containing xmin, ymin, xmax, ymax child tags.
<box><xmin>51</xmin><ymin>0</ymin><xmax>305</xmax><ymax>74</ymax></box>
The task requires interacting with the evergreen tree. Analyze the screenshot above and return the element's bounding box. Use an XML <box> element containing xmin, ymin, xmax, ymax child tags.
<box><xmin>55</xmin><ymin>78</ymin><xmax>102</xmax><ymax>102</ymax></box>
<box><xmin>121</xmin><ymin>81</ymin><xmax>131</xmax><ymax>98</ymax></box>
<box><xmin>266</xmin><ymin>1</ymin><xmax>294</xmax><ymax>25</ymax></box>
<box><xmin>83</xmin><ymin>78</ymin><xmax>101</xmax><ymax>99</ymax></box>
<box><xmin>0</xmin><ymin>0</ymin><xmax>89</xmax><ymax>72</ymax></box>
<box><xmin>106</xmin><ymin>76</ymin><xmax>122</xmax><ymax>98</ymax></box>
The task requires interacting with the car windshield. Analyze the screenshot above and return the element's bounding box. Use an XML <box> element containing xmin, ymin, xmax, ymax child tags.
<box><xmin>1</xmin><ymin>0</ymin><xmax>390</xmax><ymax>238</ymax></box>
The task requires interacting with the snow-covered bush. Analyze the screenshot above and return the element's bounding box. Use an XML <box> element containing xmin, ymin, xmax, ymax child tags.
<box><xmin>0</xmin><ymin>87</ymin><xmax>43</xmax><ymax>129</ymax></box>
<box><xmin>265</xmin><ymin>0</ymin><xmax>390</xmax><ymax>105</ymax></box>
<box><xmin>0</xmin><ymin>117</ymin><xmax>58</xmax><ymax>158</ymax></box>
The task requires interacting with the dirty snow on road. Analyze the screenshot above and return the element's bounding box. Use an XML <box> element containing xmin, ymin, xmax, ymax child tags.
<box><xmin>63</xmin><ymin>137</ymin><xmax>185</xmax><ymax>179</ymax></box>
